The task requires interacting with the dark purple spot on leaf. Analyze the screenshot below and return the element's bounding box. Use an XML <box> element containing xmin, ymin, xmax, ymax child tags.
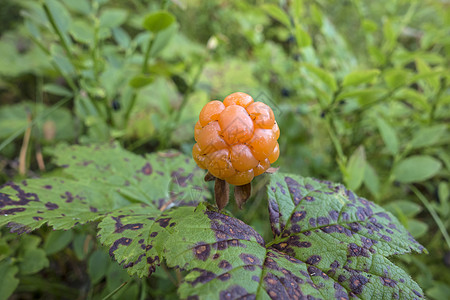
<box><xmin>219</xmin><ymin>285</ymin><xmax>254</xmax><ymax>300</ymax></box>
<box><xmin>290</xmin><ymin>224</ymin><xmax>302</xmax><ymax>233</ymax></box>
<box><xmin>317</xmin><ymin>217</ymin><xmax>329</xmax><ymax>226</ymax></box>
<box><xmin>276</xmin><ymin>182</ymin><xmax>286</xmax><ymax>194</ymax></box>
<box><xmin>171</xmin><ymin>169</ymin><xmax>194</xmax><ymax>187</ymax></box>
<box><xmin>206</xmin><ymin>211</ymin><xmax>264</xmax><ymax>246</ymax></box>
<box><xmin>306</xmin><ymin>255</ymin><xmax>321</xmax><ymax>265</ymax></box>
<box><xmin>112</xmin><ymin>216</ymin><xmax>144</xmax><ymax>233</ymax></box>
<box><xmin>45</xmin><ymin>202</ymin><xmax>58</xmax><ymax>210</ymax></box>
<box><xmin>1</xmin><ymin>207</ymin><xmax>26</xmax><ymax>215</ymax></box>
<box><xmin>189</xmin><ymin>268</ymin><xmax>216</xmax><ymax>287</ymax></box>
<box><xmin>381</xmin><ymin>235</ymin><xmax>392</xmax><ymax>242</ymax></box>
<box><xmin>304</xmin><ymin>196</ymin><xmax>314</xmax><ymax>202</ymax></box>
<box><xmin>349</xmin><ymin>275</ymin><xmax>369</xmax><ymax>294</ymax></box>
<box><xmin>193</xmin><ymin>244</ymin><xmax>210</xmax><ymax>261</ymax></box>
<box><xmin>61</xmin><ymin>191</ymin><xmax>74</xmax><ymax>203</ymax></box>
<box><xmin>380</xmin><ymin>277</ymin><xmax>397</xmax><ymax>287</ymax></box>
<box><xmin>239</xmin><ymin>253</ymin><xmax>260</xmax><ymax>265</ymax></box>
<box><xmin>264</xmin><ymin>273</ymin><xmax>290</xmax><ymax>299</ymax></box>
<box><xmin>291</xmin><ymin>211</ymin><xmax>306</xmax><ymax>222</ymax></box>
<box><xmin>109</xmin><ymin>237</ymin><xmax>132</xmax><ymax>258</ymax></box>
<box><xmin>156</xmin><ymin>217</ymin><xmax>171</xmax><ymax>228</ymax></box>
<box><xmin>348</xmin><ymin>243</ymin><xmax>369</xmax><ymax>257</ymax></box>
<box><xmin>218</xmin><ymin>273</ymin><xmax>231</xmax><ymax>281</ymax></box>
<box><xmin>142</xmin><ymin>163</ymin><xmax>152</xmax><ymax>175</ymax></box>
<box><xmin>264</xmin><ymin>257</ymin><xmax>280</xmax><ymax>270</ymax></box>
<box><xmin>329</xmin><ymin>210</ymin><xmax>339</xmax><ymax>221</ymax></box>
<box><xmin>146</xmin><ymin>256</ymin><xmax>160</xmax><ymax>265</ymax></box>
<box><xmin>218</xmin><ymin>260</ymin><xmax>232</xmax><ymax>270</ymax></box>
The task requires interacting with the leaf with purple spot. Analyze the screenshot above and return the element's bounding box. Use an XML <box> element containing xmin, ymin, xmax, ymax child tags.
<box><xmin>267</xmin><ymin>173</ymin><xmax>425</xmax><ymax>299</ymax></box>
<box><xmin>165</xmin><ymin>206</ymin><xmax>353</xmax><ymax>299</ymax></box>
<box><xmin>98</xmin><ymin>205</ymin><xmax>199</xmax><ymax>277</ymax></box>
<box><xmin>0</xmin><ymin>143</ymin><xmax>209</xmax><ymax>234</ymax></box>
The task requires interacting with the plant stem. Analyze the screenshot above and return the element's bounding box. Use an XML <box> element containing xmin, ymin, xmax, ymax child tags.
<box><xmin>102</xmin><ymin>282</ymin><xmax>128</xmax><ymax>300</ymax></box>
<box><xmin>428</xmin><ymin>78</ymin><xmax>446</xmax><ymax>124</ymax></box>
<box><xmin>28</xmin><ymin>35</ymin><xmax>78</xmax><ymax>92</ymax></box>
<box><xmin>142</xmin><ymin>37</ymin><xmax>155</xmax><ymax>74</ymax></box>
<box><xmin>325</xmin><ymin>116</ymin><xmax>346</xmax><ymax>165</ymax></box>
<box><xmin>43</xmin><ymin>3</ymin><xmax>75</xmax><ymax>63</ymax></box>
<box><xmin>19</xmin><ymin>113</ymin><xmax>32</xmax><ymax>176</ymax></box>
<box><xmin>410</xmin><ymin>185</ymin><xmax>450</xmax><ymax>250</ymax></box>
<box><xmin>139</xmin><ymin>280</ymin><xmax>147</xmax><ymax>300</ymax></box>
<box><xmin>124</xmin><ymin>92</ymin><xmax>138</xmax><ymax>128</ymax></box>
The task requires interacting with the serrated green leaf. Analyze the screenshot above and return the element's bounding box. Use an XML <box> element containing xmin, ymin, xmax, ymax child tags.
<box><xmin>154</xmin><ymin>173</ymin><xmax>425</xmax><ymax>299</ymax></box>
<box><xmin>410</xmin><ymin>125</ymin><xmax>448</xmax><ymax>149</ymax></box>
<box><xmin>344</xmin><ymin>146</ymin><xmax>366</xmax><ymax>191</ymax></box>
<box><xmin>393</xmin><ymin>155</ymin><xmax>442</xmax><ymax>183</ymax></box>
<box><xmin>99</xmin><ymin>205</ymin><xmax>200</xmax><ymax>277</ymax></box>
<box><xmin>0</xmin><ymin>143</ymin><xmax>209</xmax><ymax>234</ymax></box>
<box><xmin>342</xmin><ymin>69</ymin><xmax>380</xmax><ymax>87</ymax></box>
<box><xmin>376</xmin><ymin>118</ymin><xmax>399</xmax><ymax>155</ymax></box>
<box><xmin>261</xmin><ymin>4</ymin><xmax>291</xmax><ymax>28</ymax></box>
<box><xmin>0</xmin><ymin>261</ymin><xmax>19</xmax><ymax>300</ymax></box>
<box><xmin>266</xmin><ymin>173</ymin><xmax>425</xmax><ymax>299</ymax></box>
<box><xmin>142</xmin><ymin>11</ymin><xmax>175</xmax><ymax>33</ymax></box>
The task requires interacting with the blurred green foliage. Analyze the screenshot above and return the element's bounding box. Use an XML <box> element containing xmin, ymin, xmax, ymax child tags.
<box><xmin>0</xmin><ymin>0</ymin><xmax>448</xmax><ymax>299</ymax></box>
